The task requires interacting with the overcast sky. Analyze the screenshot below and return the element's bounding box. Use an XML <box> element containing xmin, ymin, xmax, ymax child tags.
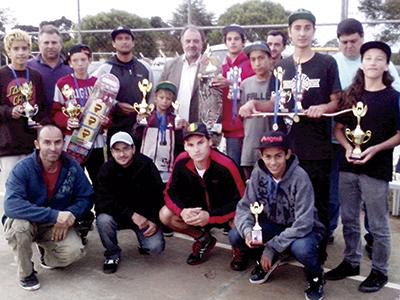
<box><xmin>4</xmin><ymin>0</ymin><xmax>381</xmax><ymax>47</ymax></box>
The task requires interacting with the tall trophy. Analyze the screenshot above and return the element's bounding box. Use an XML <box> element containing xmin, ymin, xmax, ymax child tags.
<box><xmin>61</xmin><ymin>84</ymin><xmax>82</xmax><ymax>128</ymax></box>
<box><xmin>292</xmin><ymin>61</ymin><xmax>304</xmax><ymax>123</ymax></box>
<box><xmin>133</xmin><ymin>79</ymin><xmax>154</xmax><ymax>125</ymax></box>
<box><xmin>345</xmin><ymin>102</ymin><xmax>371</xmax><ymax>159</ymax></box>
<box><xmin>20</xmin><ymin>82</ymin><xmax>39</xmax><ymax>128</ymax></box>
<box><xmin>250</xmin><ymin>202</ymin><xmax>264</xmax><ymax>245</ymax></box>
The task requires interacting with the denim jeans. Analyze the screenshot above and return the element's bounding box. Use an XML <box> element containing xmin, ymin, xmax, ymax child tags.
<box><xmin>229</xmin><ymin>221</ymin><xmax>323</xmax><ymax>276</ymax></box>
<box><xmin>96</xmin><ymin>213</ymin><xmax>165</xmax><ymax>259</ymax></box>
<box><xmin>225</xmin><ymin>137</ymin><xmax>243</xmax><ymax>166</ymax></box>
<box><xmin>328</xmin><ymin>144</ymin><xmax>342</xmax><ymax>236</ymax></box>
<box><xmin>339</xmin><ymin>172</ymin><xmax>391</xmax><ymax>275</ymax></box>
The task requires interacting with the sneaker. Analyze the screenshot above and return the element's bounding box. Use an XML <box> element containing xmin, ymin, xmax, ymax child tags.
<box><xmin>358</xmin><ymin>269</ymin><xmax>388</xmax><ymax>293</ymax></box>
<box><xmin>222</xmin><ymin>228</ymin><xmax>229</xmax><ymax>236</ymax></box>
<box><xmin>305</xmin><ymin>275</ymin><xmax>324</xmax><ymax>300</ymax></box>
<box><xmin>162</xmin><ymin>225</ymin><xmax>174</xmax><ymax>237</ymax></box>
<box><xmin>103</xmin><ymin>258</ymin><xmax>120</xmax><ymax>274</ymax></box>
<box><xmin>36</xmin><ymin>245</ymin><xmax>55</xmax><ymax>270</ymax></box>
<box><xmin>19</xmin><ymin>271</ymin><xmax>40</xmax><ymax>291</ymax></box>
<box><xmin>325</xmin><ymin>260</ymin><xmax>360</xmax><ymax>280</ymax></box>
<box><xmin>249</xmin><ymin>257</ymin><xmax>281</xmax><ymax>284</ymax></box>
<box><xmin>230</xmin><ymin>248</ymin><xmax>248</xmax><ymax>271</ymax></box>
<box><xmin>186</xmin><ymin>232</ymin><xmax>217</xmax><ymax>265</ymax></box>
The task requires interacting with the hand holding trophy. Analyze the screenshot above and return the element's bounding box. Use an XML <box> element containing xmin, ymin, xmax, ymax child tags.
<box><xmin>133</xmin><ymin>79</ymin><xmax>154</xmax><ymax>125</ymax></box>
<box><xmin>61</xmin><ymin>84</ymin><xmax>82</xmax><ymax>129</ymax></box>
<box><xmin>250</xmin><ymin>201</ymin><xmax>264</xmax><ymax>245</ymax></box>
<box><xmin>345</xmin><ymin>102</ymin><xmax>372</xmax><ymax>160</ymax></box>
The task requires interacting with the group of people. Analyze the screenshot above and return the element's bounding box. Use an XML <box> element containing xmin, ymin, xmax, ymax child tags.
<box><xmin>0</xmin><ymin>7</ymin><xmax>399</xmax><ymax>300</ymax></box>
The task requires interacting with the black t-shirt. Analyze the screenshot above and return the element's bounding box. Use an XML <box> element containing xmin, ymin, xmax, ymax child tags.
<box><xmin>276</xmin><ymin>53</ymin><xmax>341</xmax><ymax>160</ymax></box>
<box><xmin>335</xmin><ymin>87</ymin><xmax>400</xmax><ymax>181</ymax></box>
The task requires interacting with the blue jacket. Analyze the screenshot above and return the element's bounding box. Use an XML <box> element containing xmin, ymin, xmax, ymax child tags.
<box><xmin>4</xmin><ymin>151</ymin><xmax>93</xmax><ymax>224</ymax></box>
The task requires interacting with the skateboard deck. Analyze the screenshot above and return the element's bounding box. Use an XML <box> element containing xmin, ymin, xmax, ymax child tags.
<box><xmin>65</xmin><ymin>74</ymin><xmax>120</xmax><ymax>163</ymax></box>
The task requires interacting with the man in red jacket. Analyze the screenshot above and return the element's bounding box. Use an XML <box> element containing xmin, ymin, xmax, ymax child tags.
<box><xmin>160</xmin><ymin>122</ymin><xmax>245</xmax><ymax>265</ymax></box>
<box><xmin>212</xmin><ymin>24</ymin><xmax>255</xmax><ymax>166</ymax></box>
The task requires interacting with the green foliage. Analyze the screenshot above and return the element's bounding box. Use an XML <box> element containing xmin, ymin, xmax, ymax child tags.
<box><xmin>80</xmin><ymin>9</ymin><xmax>158</xmax><ymax>59</ymax></box>
<box><xmin>217</xmin><ymin>0</ymin><xmax>289</xmax><ymax>42</ymax></box>
<box><xmin>359</xmin><ymin>0</ymin><xmax>400</xmax><ymax>44</ymax></box>
<box><xmin>170</xmin><ymin>0</ymin><xmax>215</xmax><ymax>27</ymax></box>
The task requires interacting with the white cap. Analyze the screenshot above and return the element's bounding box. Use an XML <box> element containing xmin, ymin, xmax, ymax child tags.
<box><xmin>110</xmin><ymin>131</ymin><xmax>134</xmax><ymax>148</ymax></box>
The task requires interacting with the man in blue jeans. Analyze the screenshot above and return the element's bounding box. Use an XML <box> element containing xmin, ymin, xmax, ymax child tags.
<box><xmin>229</xmin><ymin>131</ymin><xmax>326</xmax><ymax>300</ymax></box>
<box><xmin>95</xmin><ymin>132</ymin><xmax>165</xmax><ymax>274</ymax></box>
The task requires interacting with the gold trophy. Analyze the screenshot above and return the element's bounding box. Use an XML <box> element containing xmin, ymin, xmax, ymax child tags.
<box><xmin>273</xmin><ymin>66</ymin><xmax>292</xmax><ymax>113</ymax></box>
<box><xmin>345</xmin><ymin>102</ymin><xmax>371</xmax><ymax>159</ymax></box>
<box><xmin>61</xmin><ymin>84</ymin><xmax>82</xmax><ymax>128</ymax></box>
<box><xmin>20</xmin><ymin>82</ymin><xmax>39</xmax><ymax>128</ymax></box>
<box><xmin>250</xmin><ymin>202</ymin><xmax>264</xmax><ymax>245</ymax></box>
<box><xmin>133</xmin><ymin>79</ymin><xmax>154</xmax><ymax>125</ymax></box>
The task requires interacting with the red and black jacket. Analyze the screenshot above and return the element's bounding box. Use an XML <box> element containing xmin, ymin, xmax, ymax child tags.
<box><xmin>164</xmin><ymin>149</ymin><xmax>245</xmax><ymax>224</ymax></box>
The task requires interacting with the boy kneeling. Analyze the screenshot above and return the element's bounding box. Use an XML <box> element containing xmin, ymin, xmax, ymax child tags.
<box><xmin>229</xmin><ymin>131</ymin><xmax>326</xmax><ymax>300</ymax></box>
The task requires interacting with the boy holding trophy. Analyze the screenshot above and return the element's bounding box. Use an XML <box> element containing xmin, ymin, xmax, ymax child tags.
<box><xmin>229</xmin><ymin>131</ymin><xmax>325</xmax><ymax>300</ymax></box>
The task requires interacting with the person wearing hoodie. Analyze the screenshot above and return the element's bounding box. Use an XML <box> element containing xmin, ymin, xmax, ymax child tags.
<box><xmin>92</xmin><ymin>26</ymin><xmax>153</xmax><ymax>148</ymax></box>
<box><xmin>211</xmin><ymin>24</ymin><xmax>255</xmax><ymax>166</ymax></box>
<box><xmin>229</xmin><ymin>131</ymin><xmax>325</xmax><ymax>300</ymax></box>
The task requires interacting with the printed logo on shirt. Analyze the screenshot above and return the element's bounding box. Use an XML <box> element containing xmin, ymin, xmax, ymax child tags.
<box><xmin>282</xmin><ymin>73</ymin><xmax>320</xmax><ymax>91</ymax></box>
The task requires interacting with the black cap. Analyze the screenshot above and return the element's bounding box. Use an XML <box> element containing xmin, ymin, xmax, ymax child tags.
<box><xmin>111</xmin><ymin>26</ymin><xmax>134</xmax><ymax>41</ymax></box>
<box><xmin>244</xmin><ymin>41</ymin><xmax>271</xmax><ymax>57</ymax></box>
<box><xmin>222</xmin><ymin>24</ymin><xmax>245</xmax><ymax>37</ymax></box>
<box><xmin>68</xmin><ymin>44</ymin><xmax>92</xmax><ymax>60</ymax></box>
<box><xmin>155</xmin><ymin>81</ymin><xmax>177</xmax><ymax>97</ymax></box>
<box><xmin>360</xmin><ymin>41</ymin><xmax>391</xmax><ymax>63</ymax></box>
<box><xmin>288</xmin><ymin>8</ymin><xmax>316</xmax><ymax>26</ymax></box>
<box><xmin>337</xmin><ymin>18</ymin><xmax>364</xmax><ymax>38</ymax></box>
<box><xmin>183</xmin><ymin>122</ymin><xmax>210</xmax><ymax>140</ymax></box>
<box><xmin>258</xmin><ymin>131</ymin><xmax>289</xmax><ymax>150</ymax></box>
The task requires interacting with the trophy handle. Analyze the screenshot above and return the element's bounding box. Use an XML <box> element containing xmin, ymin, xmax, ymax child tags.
<box><xmin>32</xmin><ymin>104</ymin><xmax>39</xmax><ymax>115</ymax></box>
<box><xmin>132</xmin><ymin>103</ymin><xmax>140</xmax><ymax>114</ymax></box>
<box><xmin>362</xmin><ymin>130</ymin><xmax>372</xmax><ymax>144</ymax></box>
<box><xmin>147</xmin><ymin>103</ymin><xmax>155</xmax><ymax>113</ymax></box>
<box><xmin>344</xmin><ymin>128</ymin><xmax>353</xmax><ymax>144</ymax></box>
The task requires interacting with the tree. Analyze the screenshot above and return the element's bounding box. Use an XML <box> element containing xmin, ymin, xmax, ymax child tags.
<box><xmin>169</xmin><ymin>0</ymin><xmax>216</xmax><ymax>52</ymax></box>
<box><xmin>359</xmin><ymin>0</ymin><xmax>400</xmax><ymax>44</ymax></box>
<box><xmin>150</xmin><ymin>16</ymin><xmax>181</xmax><ymax>57</ymax></box>
<box><xmin>80</xmin><ymin>9</ymin><xmax>158</xmax><ymax>59</ymax></box>
<box><xmin>170</xmin><ymin>0</ymin><xmax>215</xmax><ymax>28</ymax></box>
<box><xmin>216</xmin><ymin>0</ymin><xmax>290</xmax><ymax>43</ymax></box>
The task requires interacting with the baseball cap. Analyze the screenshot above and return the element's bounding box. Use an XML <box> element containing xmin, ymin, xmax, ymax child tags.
<box><xmin>155</xmin><ymin>81</ymin><xmax>177</xmax><ymax>97</ymax></box>
<box><xmin>111</xmin><ymin>26</ymin><xmax>134</xmax><ymax>41</ymax></box>
<box><xmin>110</xmin><ymin>131</ymin><xmax>134</xmax><ymax>148</ymax></box>
<box><xmin>288</xmin><ymin>8</ymin><xmax>316</xmax><ymax>26</ymax></box>
<box><xmin>222</xmin><ymin>24</ymin><xmax>245</xmax><ymax>37</ymax></box>
<box><xmin>68</xmin><ymin>44</ymin><xmax>92</xmax><ymax>60</ymax></box>
<box><xmin>244</xmin><ymin>41</ymin><xmax>271</xmax><ymax>57</ymax></box>
<box><xmin>257</xmin><ymin>131</ymin><xmax>289</xmax><ymax>150</ymax></box>
<box><xmin>360</xmin><ymin>41</ymin><xmax>391</xmax><ymax>63</ymax></box>
<box><xmin>183</xmin><ymin>122</ymin><xmax>210</xmax><ymax>140</ymax></box>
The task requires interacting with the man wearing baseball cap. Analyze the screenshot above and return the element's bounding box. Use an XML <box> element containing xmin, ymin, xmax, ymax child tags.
<box><xmin>239</xmin><ymin>8</ymin><xmax>342</xmax><ymax>257</ymax></box>
<box><xmin>94</xmin><ymin>131</ymin><xmax>165</xmax><ymax>274</ymax></box>
<box><xmin>231</xmin><ymin>131</ymin><xmax>326</xmax><ymax>300</ymax></box>
<box><xmin>160</xmin><ymin>122</ymin><xmax>246</xmax><ymax>266</ymax></box>
<box><xmin>92</xmin><ymin>25</ymin><xmax>153</xmax><ymax>152</ymax></box>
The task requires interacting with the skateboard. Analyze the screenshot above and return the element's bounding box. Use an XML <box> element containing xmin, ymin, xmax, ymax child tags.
<box><xmin>65</xmin><ymin>74</ymin><xmax>120</xmax><ymax>163</ymax></box>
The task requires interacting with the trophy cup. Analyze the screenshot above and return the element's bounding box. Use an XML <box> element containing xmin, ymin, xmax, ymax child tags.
<box><xmin>133</xmin><ymin>79</ymin><xmax>154</xmax><ymax>125</ymax></box>
<box><xmin>61</xmin><ymin>84</ymin><xmax>82</xmax><ymax>128</ymax></box>
<box><xmin>20</xmin><ymin>82</ymin><xmax>39</xmax><ymax>128</ymax></box>
<box><xmin>345</xmin><ymin>102</ymin><xmax>372</xmax><ymax>159</ymax></box>
<box><xmin>250</xmin><ymin>201</ymin><xmax>264</xmax><ymax>245</ymax></box>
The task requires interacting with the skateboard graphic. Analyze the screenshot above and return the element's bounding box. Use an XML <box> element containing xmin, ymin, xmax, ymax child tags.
<box><xmin>65</xmin><ymin>74</ymin><xmax>120</xmax><ymax>163</ymax></box>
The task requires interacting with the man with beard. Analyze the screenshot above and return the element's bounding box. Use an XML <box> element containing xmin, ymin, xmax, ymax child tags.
<box><xmin>92</xmin><ymin>26</ymin><xmax>153</xmax><ymax>148</ymax></box>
